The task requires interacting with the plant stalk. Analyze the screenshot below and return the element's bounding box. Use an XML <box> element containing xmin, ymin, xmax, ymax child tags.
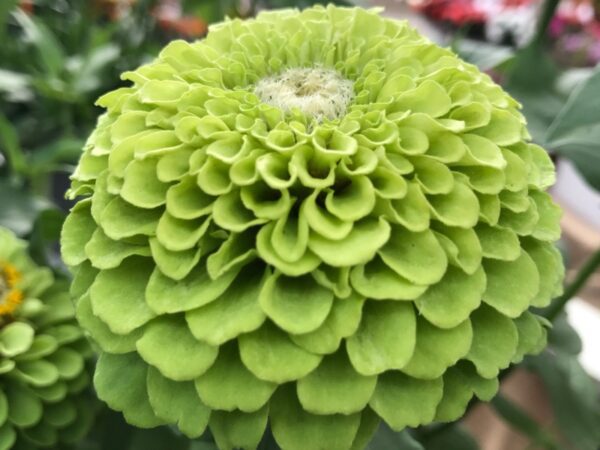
<box><xmin>532</xmin><ymin>0</ymin><xmax>561</xmax><ymax>46</ymax></box>
<box><xmin>544</xmin><ymin>247</ymin><xmax>600</xmax><ymax>322</ymax></box>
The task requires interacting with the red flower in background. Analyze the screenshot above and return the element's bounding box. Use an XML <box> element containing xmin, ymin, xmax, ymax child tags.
<box><xmin>411</xmin><ymin>0</ymin><xmax>541</xmax><ymax>25</ymax></box>
<box><xmin>19</xmin><ymin>0</ymin><xmax>34</xmax><ymax>14</ymax></box>
<box><xmin>153</xmin><ymin>0</ymin><xmax>208</xmax><ymax>38</ymax></box>
<box><xmin>417</xmin><ymin>0</ymin><xmax>486</xmax><ymax>25</ymax></box>
<box><xmin>156</xmin><ymin>16</ymin><xmax>207</xmax><ymax>38</ymax></box>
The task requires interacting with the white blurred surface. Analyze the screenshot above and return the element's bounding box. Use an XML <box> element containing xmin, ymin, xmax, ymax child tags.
<box><xmin>376</xmin><ymin>0</ymin><xmax>445</xmax><ymax>43</ymax></box>
<box><xmin>554</xmin><ymin>160</ymin><xmax>600</xmax><ymax>230</ymax></box>
<box><xmin>566</xmin><ymin>298</ymin><xmax>600</xmax><ymax>380</ymax></box>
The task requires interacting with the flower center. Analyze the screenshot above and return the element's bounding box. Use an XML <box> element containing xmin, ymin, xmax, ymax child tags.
<box><xmin>0</xmin><ymin>263</ymin><xmax>23</xmax><ymax>316</ymax></box>
<box><xmin>255</xmin><ymin>67</ymin><xmax>354</xmax><ymax>122</ymax></box>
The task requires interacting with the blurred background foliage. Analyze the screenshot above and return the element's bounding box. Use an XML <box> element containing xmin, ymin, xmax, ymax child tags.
<box><xmin>0</xmin><ymin>0</ymin><xmax>599</xmax><ymax>449</ymax></box>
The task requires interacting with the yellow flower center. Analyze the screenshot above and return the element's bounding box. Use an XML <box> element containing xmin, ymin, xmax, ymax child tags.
<box><xmin>0</xmin><ymin>263</ymin><xmax>23</xmax><ymax>316</ymax></box>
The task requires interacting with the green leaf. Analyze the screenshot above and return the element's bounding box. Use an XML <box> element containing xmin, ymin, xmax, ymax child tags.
<box><xmin>547</xmin><ymin>65</ymin><xmax>600</xmax><ymax>141</ymax></box>
<box><xmin>195</xmin><ymin>342</ymin><xmax>276</xmax><ymax>413</ymax></box>
<box><xmin>420</xmin><ymin>425</ymin><xmax>479</xmax><ymax>450</ymax></box>
<box><xmin>0</xmin><ymin>180</ymin><xmax>51</xmax><ymax>236</ymax></box>
<box><xmin>28</xmin><ymin>138</ymin><xmax>85</xmax><ymax>175</ymax></box>
<box><xmin>86</xmin><ymin>228</ymin><xmax>151</xmax><ymax>270</ymax></box>
<box><xmin>136</xmin><ymin>315</ymin><xmax>218</xmax><ymax>381</ymax></box>
<box><xmin>350</xmin><ymin>258</ymin><xmax>428</xmax><ymax>301</ymax></box>
<box><xmin>120</xmin><ymin>159</ymin><xmax>169</xmax><ymax>209</ymax></box>
<box><xmin>146</xmin><ymin>260</ymin><xmax>239</xmax><ymax>314</ymax></box>
<box><xmin>367</xmin><ymin>425</ymin><xmax>424</xmax><ymax>450</ymax></box>
<box><xmin>291</xmin><ymin>293</ymin><xmax>365</xmax><ymax>355</ymax></box>
<box><xmin>551</xmin><ymin>137</ymin><xmax>600</xmax><ymax>191</ymax></box>
<box><xmin>482</xmin><ymin>250</ymin><xmax>540</xmax><ymax>318</ymax></box>
<box><xmin>544</xmin><ymin>65</ymin><xmax>600</xmax><ymax>190</ymax></box>
<box><xmin>128</xmin><ymin>427</ymin><xmax>190</xmax><ymax>450</ymax></box>
<box><xmin>76</xmin><ymin>293</ymin><xmax>140</xmax><ymax>354</ymax></box>
<box><xmin>210</xmin><ymin>407</ymin><xmax>269</xmax><ymax>450</ymax></box>
<box><xmin>415</xmin><ymin>266</ymin><xmax>486</xmax><ymax>329</ymax></box>
<box><xmin>99</xmin><ymin>196</ymin><xmax>160</xmax><ymax>241</ymax></box>
<box><xmin>0</xmin><ymin>422</ymin><xmax>16</xmax><ymax>450</ymax></box>
<box><xmin>238</xmin><ymin>322</ymin><xmax>322</xmax><ymax>383</ymax></box>
<box><xmin>308</xmin><ymin>217</ymin><xmax>391</xmax><ymax>267</ymax></box>
<box><xmin>378</xmin><ymin>227</ymin><xmax>447</xmax><ymax>285</ymax></box>
<box><xmin>89</xmin><ymin>257</ymin><xmax>156</xmax><ymax>334</ymax></box>
<box><xmin>13</xmin><ymin>10</ymin><xmax>66</xmax><ymax>77</ymax></box>
<box><xmin>94</xmin><ymin>352</ymin><xmax>163</xmax><ymax>428</ymax></box>
<box><xmin>435</xmin><ymin>362</ymin><xmax>498</xmax><ymax>422</ymax></box>
<box><xmin>47</xmin><ymin>348</ymin><xmax>84</xmax><ymax>380</ymax></box>
<box><xmin>61</xmin><ymin>200</ymin><xmax>96</xmax><ymax>267</ymax></box>
<box><xmin>370</xmin><ymin>372</ymin><xmax>443</xmax><ymax>430</ymax></box>
<box><xmin>466</xmin><ymin>305</ymin><xmax>519</xmax><ymax>378</ymax></box>
<box><xmin>0</xmin><ymin>322</ymin><xmax>34</xmax><ymax>357</ymax></box>
<box><xmin>351</xmin><ymin>409</ymin><xmax>380</xmax><ymax>450</ymax></box>
<box><xmin>149</xmin><ymin>238</ymin><xmax>201</xmax><ymax>281</ymax></box>
<box><xmin>0</xmin><ymin>112</ymin><xmax>26</xmax><ymax>175</ymax></box>
<box><xmin>0</xmin><ymin>0</ymin><xmax>19</xmax><ymax>36</ymax></box>
<box><xmin>146</xmin><ymin>368</ymin><xmax>210</xmax><ymax>438</ymax></box>
<box><xmin>402</xmin><ymin>317</ymin><xmax>472</xmax><ymax>380</ymax></box>
<box><xmin>14</xmin><ymin>359</ymin><xmax>59</xmax><ymax>387</ymax></box>
<box><xmin>346</xmin><ymin>301</ymin><xmax>416</xmax><ymax>376</ymax></box>
<box><xmin>526</xmin><ymin>352</ymin><xmax>600</xmax><ymax>450</ymax></box>
<box><xmin>186</xmin><ymin>266</ymin><xmax>266</xmax><ymax>346</ymax></box>
<box><xmin>6</xmin><ymin>384</ymin><xmax>42</xmax><ymax>428</ymax></box>
<box><xmin>259</xmin><ymin>271</ymin><xmax>334</xmax><ymax>334</ymax></box>
<box><xmin>454</xmin><ymin>38</ymin><xmax>514</xmax><ymax>72</ymax></box>
<box><xmin>297</xmin><ymin>349</ymin><xmax>377</xmax><ymax>415</ymax></box>
<box><xmin>271</xmin><ymin>384</ymin><xmax>361</xmax><ymax>450</ymax></box>
<box><xmin>547</xmin><ymin>313</ymin><xmax>581</xmax><ymax>355</ymax></box>
<box><xmin>427</xmin><ymin>180</ymin><xmax>480</xmax><ymax>228</ymax></box>
<box><xmin>0</xmin><ymin>69</ymin><xmax>32</xmax><ymax>102</ymax></box>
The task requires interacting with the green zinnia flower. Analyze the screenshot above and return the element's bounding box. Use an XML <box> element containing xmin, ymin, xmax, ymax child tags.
<box><xmin>61</xmin><ymin>5</ymin><xmax>564</xmax><ymax>450</ymax></box>
<box><xmin>0</xmin><ymin>227</ymin><xmax>95</xmax><ymax>450</ymax></box>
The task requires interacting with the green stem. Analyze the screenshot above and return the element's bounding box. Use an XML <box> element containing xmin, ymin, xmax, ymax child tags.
<box><xmin>544</xmin><ymin>247</ymin><xmax>600</xmax><ymax>321</ymax></box>
<box><xmin>532</xmin><ymin>0</ymin><xmax>560</xmax><ymax>46</ymax></box>
<box><xmin>491</xmin><ymin>394</ymin><xmax>561</xmax><ymax>450</ymax></box>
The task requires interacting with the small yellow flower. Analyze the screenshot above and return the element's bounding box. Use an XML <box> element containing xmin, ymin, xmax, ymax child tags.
<box><xmin>0</xmin><ymin>263</ymin><xmax>23</xmax><ymax>316</ymax></box>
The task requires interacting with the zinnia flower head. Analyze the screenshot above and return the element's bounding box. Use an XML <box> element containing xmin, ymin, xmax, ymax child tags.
<box><xmin>61</xmin><ymin>5</ymin><xmax>564</xmax><ymax>450</ymax></box>
<box><xmin>0</xmin><ymin>227</ymin><xmax>95</xmax><ymax>449</ymax></box>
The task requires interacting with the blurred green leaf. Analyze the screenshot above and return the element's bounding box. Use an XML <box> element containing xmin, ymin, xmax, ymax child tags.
<box><xmin>491</xmin><ymin>394</ymin><xmax>561</xmax><ymax>450</ymax></box>
<box><xmin>0</xmin><ymin>112</ymin><xmax>27</xmax><ymax>175</ymax></box>
<box><xmin>367</xmin><ymin>425</ymin><xmax>424</xmax><ymax>450</ymax></box>
<box><xmin>526</xmin><ymin>352</ymin><xmax>600</xmax><ymax>450</ymax></box>
<box><xmin>508</xmin><ymin>88</ymin><xmax>566</xmax><ymax>143</ymax></box>
<box><xmin>28</xmin><ymin>207</ymin><xmax>66</xmax><ymax>269</ymax></box>
<box><xmin>13</xmin><ymin>9</ymin><xmax>66</xmax><ymax>77</ymax></box>
<box><xmin>547</xmin><ymin>65</ymin><xmax>600</xmax><ymax>141</ymax></box>
<box><xmin>547</xmin><ymin>313</ymin><xmax>583</xmax><ymax>356</ymax></box>
<box><xmin>420</xmin><ymin>425</ymin><xmax>479</xmax><ymax>450</ymax></box>
<box><xmin>69</xmin><ymin>44</ymin><xmax>121</xmax><ymax>96</ymax></box>
<box><xmin>506</xmin><ymin>44</ymin><xmax>558</xmax><ymax>92</ymax></box>
<box><xmin>0</xmin><ymin>180</ymin><xmax>51</xmax><ymax>236</ymax></box>
<box><xmin>552</xmin><ymin>136</ymin><xmax>600</xmax><ymax>190</ymax></box>
<box><xmin>453</xmin><ymin>39</ymin><xmax>514</xmax><ymax>72</ymax></box>
<box><xmin>189</xmin><ymin>442</ymin><xmax>219</xmax><ymax>450</ymax></box>
<box><xmin>29</xmin><ymin>137</ymin><xmax>85</xmax><ymax>175</ymax></box>
<box><xmin>129</xmin><ymin>427</ymin><xmax>189</xmax><ymax>450</ymax></box>
<box><xmin>0</xmin><ymin>0</ymin><xmax>18</xmax><ymax>37</ymax></box>
<box><xmin>0</xmin><ymin>69</ymin><xmax>32</xmax><ymax>102</ymax></box>
<box><xmin>540</xmin><ymin>65</ymin><xmax>600</xmax><ymax>190</ymax></box>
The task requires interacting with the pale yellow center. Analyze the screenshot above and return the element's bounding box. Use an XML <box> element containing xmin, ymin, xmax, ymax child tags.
<box><xmin>255</xmin><ymin>67</ymin><xmax>354</xmax><ymax>122</ymax></box>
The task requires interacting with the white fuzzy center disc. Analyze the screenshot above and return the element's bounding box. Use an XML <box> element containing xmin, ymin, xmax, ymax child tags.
<box><xmin>255</xmin><ymin>67</ymin><xmax>354</xmax><ymax>122</ymax></box>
